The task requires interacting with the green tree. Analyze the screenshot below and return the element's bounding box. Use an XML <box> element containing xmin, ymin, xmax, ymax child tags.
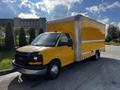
<box><xmin>118</xmin><ymin>29</ymin><xmax>120</xmax><ymax>42</ymax></box>
<box><xmin>29</xmin><ymin>28</ymin><xmax>35</xmax><ymax>43</ymax></box>
<box><xmin>106</xmin><ymin>25</ymin><xmax>119</xmax><ymax>42</ymax></box>
<box><xmin>19</xmin><ymin>28</ymin><xmax>27</xmax><ymax>47</ymax></box>
<box><xmin>14</xmin><ymin>28</ymin><xmax>20</xmax><ymax>46</ymax></box>
<box><xmin>0</xmin><ymin>27</ymin><xmax>4</xmax><ymax>50</ymax></box>
<box><xmin>5</xmin><ymin>22</ymin><xmax>14</xmax><ymax>50</ymax></box>
<box><xmin>0</xmin><ymin>27</ymin><xmax>4</xmax><ymax>44</ymax></box>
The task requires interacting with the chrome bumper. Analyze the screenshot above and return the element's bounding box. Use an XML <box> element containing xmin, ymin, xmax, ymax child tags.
<box><xmin>18</xmin><ymin>68</ymin><xmax>47</xmax><ymax>75</ymax></box>
<box><xmin>12</xmin><ymin>59</ymin><xmax>47</xmax><ymax>75</ymax></box>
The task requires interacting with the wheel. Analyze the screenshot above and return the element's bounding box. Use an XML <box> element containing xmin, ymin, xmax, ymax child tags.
<box><xmin>46</xmin><ymin>61</ymin><xmax>60</xmax><ymax>79</ymax></box>
<box><xmin>95</xmin><ymin>50</ymin><xmax>100</xmax><ymax>60</ymax></box>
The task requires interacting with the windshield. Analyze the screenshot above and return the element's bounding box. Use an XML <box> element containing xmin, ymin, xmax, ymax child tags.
<box><xmin>31</xmin><ymin>33</ymin><xmax>59</xmax><ymax>47</ymax></box>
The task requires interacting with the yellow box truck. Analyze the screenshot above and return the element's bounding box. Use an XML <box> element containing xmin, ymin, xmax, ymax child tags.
<box><xmin>12</xmin><ymin>15</ymin><xmax>105</xmax><ymax>79</ymax></box>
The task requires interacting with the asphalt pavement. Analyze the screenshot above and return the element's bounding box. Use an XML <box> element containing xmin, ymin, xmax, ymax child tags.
<box><xmin>1</xmin><ymin>45</ymin><xmax>120</xmax><ymax>90</ymax></box>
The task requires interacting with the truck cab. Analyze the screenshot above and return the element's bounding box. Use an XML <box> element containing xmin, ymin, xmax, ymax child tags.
<box><xmin>12</xmin><ymin>32</ymin><xmax>74</xmax><ymax>79</ymax></box>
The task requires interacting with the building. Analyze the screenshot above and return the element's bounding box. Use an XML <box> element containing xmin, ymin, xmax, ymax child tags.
<box><xmin>14</xmin><ymin>18</ymin><xmax>46</xmax><ymax>34</ymax></box>
<box><xmin>0</xmin><ymin>19</ymin><xmax>14</xmax><ymax>27</ymax></box>
<box><xmin>0</xmin><ymin>18</ymin><xmax>46</xmax><ymax>35</ymax></box>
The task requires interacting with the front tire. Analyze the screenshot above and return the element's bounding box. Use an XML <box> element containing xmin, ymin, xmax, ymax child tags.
<box><xmin>46</xmin><ymin>61</ymin><xmax>60</xmax><ymax>79</ymax></box>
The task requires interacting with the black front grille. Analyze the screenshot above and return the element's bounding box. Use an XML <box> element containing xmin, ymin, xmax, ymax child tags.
<box><xmin>13</xmin><ymin>51</ymin><xmax>44</xmax><ymax>70</ymax></box>
<box><xmin>15</xmin><ymin>52</ymin><xmax>31</xmax><ymax>66</ymax></box>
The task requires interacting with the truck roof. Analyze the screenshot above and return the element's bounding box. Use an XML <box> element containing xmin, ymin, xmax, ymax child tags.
<box><xmin>47</xmin><ymin>14</ymin><xmax>105</xmax><ymax>26</ymax></box>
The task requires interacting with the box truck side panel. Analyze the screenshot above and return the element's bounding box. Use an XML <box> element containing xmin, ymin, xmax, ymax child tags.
<box><xmin>80</xmin><ymin>16</ymin><xmax>105</xmax><ymax>60</ymax></box>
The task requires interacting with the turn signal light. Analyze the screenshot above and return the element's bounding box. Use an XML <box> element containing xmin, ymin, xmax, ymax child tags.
<box><xmin>29</xmin><ymin>61</ymin><xmax>42</xmax><ymax>65</ymax></box>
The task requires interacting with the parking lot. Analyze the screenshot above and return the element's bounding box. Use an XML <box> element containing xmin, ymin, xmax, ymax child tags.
<box><xmin>1</xmin><ymin>45</ymin><xmax>120</xmax><ymax>90</ymax></box>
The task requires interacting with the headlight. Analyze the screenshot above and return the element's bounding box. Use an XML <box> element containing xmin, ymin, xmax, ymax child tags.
<box><xmin>31</xmin><ymin>52</ymin><xmax>42</xmax><ymax>61</ymax></box>
<box><xmin>33</xmin><ymin>56</ymin><xmax>38</xmax><ymax>61</ymax></box>
<box><xmin>28</xmin><ymin>53</ymin><xmax>43</xmax><ymax>65</ymax></box>
<box><xmin>32</xmin><ymin>54</ymin><xmax>43</xmax><ymax>61</ymax></box>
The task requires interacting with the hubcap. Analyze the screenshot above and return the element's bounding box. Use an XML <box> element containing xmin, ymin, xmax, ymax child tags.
<box><xmin>50</xmin><ymin>65</ymin><xmax>59</xmax><ymax>77</ymax></box>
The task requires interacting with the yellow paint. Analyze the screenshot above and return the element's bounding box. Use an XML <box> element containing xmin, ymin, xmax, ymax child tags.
<box><xmin>81</xmin><ymin>42</ymin><xmax>105</xmax><ymax>54</ymax></box>
<box><xmin>48</xmin><ymin>21</ymin><xmax>76</xmax><ymax>42</ymax></box>
<box><xmin>80</xmin><ymin>16</ymin><xmax>105</xmax><ymax>41</ymax></box>
<box><xmin>81</xmin><ymin>27</ymin><xmax>104</xmax><ymax>40</ymax></box>
<box><xmin>80</xmin><ymin>16</ymin><xmax>105</xmax><ymax>59</ymax></box>
<box><xmin>80</xmin><ymin>51</ymin><xmax>95</xmax><ymax>60</ymax></box>
<box><xmin>40</xmin><ymin>46</ymin><xmax>74</xmax><ymax>67</ymax></box>
<box><xmin>47</xmin><ymin>21</ymin><xmax>75</xmax><ymax>66</ymax></box>
<box><xmin>17</xmin><ymin>45</ymin><xmax>50</xmax><ymax>53</ymax></box>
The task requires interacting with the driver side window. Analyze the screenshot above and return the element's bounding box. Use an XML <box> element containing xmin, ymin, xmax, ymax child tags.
<box><xmin>58</xmin><ymin>34</ymin><xmax>69</xmax><ymax>46</ymax></box>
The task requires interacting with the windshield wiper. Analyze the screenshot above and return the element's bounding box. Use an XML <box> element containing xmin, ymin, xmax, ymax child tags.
<box><xmin>32</xmin><ymin>44</ymin><xmax>53</xmax><ymax>47</ymax></box>
<box><xmin>32</xmin><ymin>44</ymin><xmax>43</xmax><ymax>46</ymax></box>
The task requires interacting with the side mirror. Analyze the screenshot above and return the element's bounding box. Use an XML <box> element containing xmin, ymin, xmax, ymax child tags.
<box><xmin>67</xmin><ymin>39</ymin><xmax>73</xmax><ymax>46</ymax></box>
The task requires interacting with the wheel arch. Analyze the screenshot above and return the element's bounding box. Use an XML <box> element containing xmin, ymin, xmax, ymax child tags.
<box><xmin>48</xmin><ymin>58</ymin><xmax>61</xmax><ymax>67</ymax></box>
<box><xmin>96</xmin><ymin>50</ymin><xmax>100</xmax><ymax>55</ymax></box>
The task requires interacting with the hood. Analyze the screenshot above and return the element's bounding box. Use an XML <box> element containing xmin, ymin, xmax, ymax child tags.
<box><xmin>17</xmin><ymin>45</ymin><xmax>51</xmax><ymax>53</ymax></box>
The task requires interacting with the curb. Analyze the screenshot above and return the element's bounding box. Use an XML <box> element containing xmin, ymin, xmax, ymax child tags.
<box><xmin>0</xmin><ymin>68</ymin><xmax>17</xmax><ymax>76</ymax></box>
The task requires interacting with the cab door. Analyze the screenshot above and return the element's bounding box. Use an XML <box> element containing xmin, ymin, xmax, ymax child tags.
<box><xmin>57</xmin><ymin>33</ymin><xmax>74</xmax><ymax>66</ymax></box>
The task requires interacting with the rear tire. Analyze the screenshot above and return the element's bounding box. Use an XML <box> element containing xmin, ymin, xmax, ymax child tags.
<box><xmin>95</xmin><ymin>50</ymin><xmax>100</xmax><ymax>60</ymax></box>
<box><xmin>46</xmin><ymin>61</ymin><xmax>60</xmax><ymax>79</ymax></box>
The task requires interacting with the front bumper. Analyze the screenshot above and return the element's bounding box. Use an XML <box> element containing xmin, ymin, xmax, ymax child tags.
<box><xmin>12</xmin><ymin>60</ymin><xmax>47</xmax><ymax>75</ymax></box>
<box><xmin>18</xmin><ymin>68</ymin><xmax>47</xmax><ymax>75</ymax></box>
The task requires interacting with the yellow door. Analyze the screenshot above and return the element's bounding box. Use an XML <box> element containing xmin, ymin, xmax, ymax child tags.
<box><xmin>57</xmin><ymin>33</ymin><xmax>74</xmax><ymax>66</ymax></box>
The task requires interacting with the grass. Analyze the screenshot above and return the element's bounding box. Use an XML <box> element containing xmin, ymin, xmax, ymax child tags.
<box><xmin>105</xmin><ymin>42</ymin><xmax>112</xmax><ymax>45</ymax></box>
<box><xmin>105</xmin><ymin>41</ymin><xmax>120</xmax><ymax>46</ymax></box>
<box><xmin>0</xmin><ymin>51</ymin><xmax>15</xmax><ymax>70</ymax></box>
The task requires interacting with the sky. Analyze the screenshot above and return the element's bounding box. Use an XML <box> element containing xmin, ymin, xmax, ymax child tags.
<box><xmin>0</xmin><ymin>0</ymin><xmax>120</xmax><ymax>27</ymax></box>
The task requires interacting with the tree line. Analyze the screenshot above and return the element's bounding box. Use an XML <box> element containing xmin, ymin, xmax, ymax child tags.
<box><xmin>106</xmin><ymin>25</ymin><xmax>120</xmax><ymax>42</ymax></box>
<box><xmin>0</xmin><ymin>22</ymin><xmax>43</xmax><ymax>51</ymax></box>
